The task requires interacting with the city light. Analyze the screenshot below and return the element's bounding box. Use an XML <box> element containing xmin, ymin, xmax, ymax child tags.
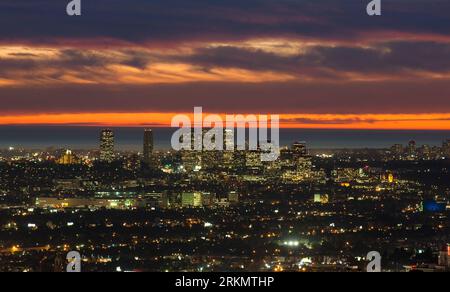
<box><xmin>1</xmin><ymin>0</ymin><xmax>450</xmax><ymax>277</ymax></box>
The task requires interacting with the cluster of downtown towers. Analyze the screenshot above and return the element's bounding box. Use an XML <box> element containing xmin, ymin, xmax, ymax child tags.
<box><xmin>99</xmin><ymin>129</ymin><xmax>154</xmax><ymax>164</ymax></box>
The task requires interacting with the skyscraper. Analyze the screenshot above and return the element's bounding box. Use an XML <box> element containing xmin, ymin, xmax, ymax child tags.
<box><xmin>143</xmin><ymin>129</ymin><xmax>154</xmax><ymax>165</ymax></box>
<box><xmin>420</xmin><ymin>144</ymin><xmax>431</xmax><ymax>160</ymax></box>
<box><xmin>443</xmin><ymin>140</ymin><xmax>450</xmax><ymax>158</ymax></box>
<box><xmin>100</xmin><ymin>129</ymin><xmax>114</xmax><ymax>162</ymax></box>
<box><xmin>391</xmin><ymin>144</ymin><xmax>404</xmax><ymax>160</ymax></box>
<box><xmin>292</xmin><ymin>141</ymin><xmax>308</xmax><ymax>157</ymax></box>
<box><xmin>408</xmin><ymin>140</ymin><xmax>417</xmax><ymax>160</ymax></box>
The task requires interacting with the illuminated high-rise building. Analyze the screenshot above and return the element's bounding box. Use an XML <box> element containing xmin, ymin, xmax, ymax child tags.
<box><xmin>408</xmin><ymin>140</ymin><xmax>417</xmax><ymax>159</ymax></box>
<box><xmin>292</xmin><ymin>141</ymin><xmax>308</xmax><ymax>157</ymax></box>
<box><xmin>143</xmin><ymin>129</ymin><xmax>154</xmax><ymax>165</ymax></box>
<box><xmin>291</xmin><ymin>142</ymin><xmax>312</xmax><ymax>175</ymax></box>
<box><xmin>391</xmin><ymin>144</ymin><xmax>404</xmax><ymax>160</ymax></box>
<box><xmin>224</xmin><ymin>128</ymin><xmax>234</xmax><ymax>150</ymax></box>
<box><xmin>420</xmin><ymin>144</ymin><xmax>432</xmax><ymax>160</ymax></box>
<box><xmin>100</xmin><ymin>129</ymin><xmax>114</xmax><ymax>162</ymax></box>
<box><xmin>279</xmin><ymin>147</ymin><xmax>295</xmax><ymax>170</ymax></box>
<box><xmin>222</xmin><ymin>129</ymin><xmax>235</xmax><ymax>169</ymax></box>
<box><xmin>443</xmin><ymin>140</ymin><xmax>450</xmax><ymax>158</ymax></box>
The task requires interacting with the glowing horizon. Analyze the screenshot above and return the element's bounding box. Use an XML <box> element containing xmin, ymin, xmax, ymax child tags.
<box><xmin>1</xmin><ymin>112</ymin><xmax>450</xmax><ymax>130</ymax></box>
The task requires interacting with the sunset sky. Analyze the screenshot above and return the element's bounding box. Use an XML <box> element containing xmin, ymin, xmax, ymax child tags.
<box><xmin>1</xmin><ymin>0</ymin><xmax>450</xmax><ymax>129</ymax></box>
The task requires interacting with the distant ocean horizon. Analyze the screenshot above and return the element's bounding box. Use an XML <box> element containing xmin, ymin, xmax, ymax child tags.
<box><xmin>1</xmin><ymin>126</ymin><xmax>450</xmax><ymax>151</ymax></box>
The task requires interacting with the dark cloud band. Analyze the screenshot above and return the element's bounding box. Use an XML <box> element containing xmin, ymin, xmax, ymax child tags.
<box><xmin>1</xmin><ymin>79</ymin><xmax>450</xmax><ymax>115</ymax></box>
<box><xmin>1</xmin><ymin>0</ymin><xmax>449</xmax><ymax>44</ymax></box>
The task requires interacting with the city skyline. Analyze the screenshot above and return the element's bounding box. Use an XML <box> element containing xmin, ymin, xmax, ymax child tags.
<box><xmin>1</xmin><ymin>0</ymin><xmax>450</xmax><ymax>274</ymax></box>
<box><xmin>5</xmin><ymin>127</ymin><xmax>450</xmax><ymax>162</ymax></box>
<box><xmin>1</xmin><ymin>1</ymin><xmax>450</xmax><ymax>129</ymax></box>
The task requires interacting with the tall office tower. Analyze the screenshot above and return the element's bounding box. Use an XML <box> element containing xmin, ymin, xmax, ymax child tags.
<box><xmin>291</xmin><ymin>141</ymin><xmax>311</xmax><ymax>170</ymax></box>
<box><xmin>279</xmin><ymin>147</ymin><xmax>295</xmax><ymax>170</ymax></box>
<box><xmin>408</xmin><ymin>140</ymin><xmax>417</xmax><ymax>159</ymax></box>
<box><xmin>224</xmin><ymin>128</ymin><xmax>234</xmax><ymax>150</ymax></box>
<box><xmin>292</xmin><ymin>141</ymin><xmax>308</xmax><ymax>160</ymax></box>
<box><xmin>291</xmin><ymin>142</ymin><xmax>311</xmax><ymax>179</ymax></box>
<box><xmin>391</xmin><ymin>144</ymin><xmax>404</xmax><ymax>160</ymax></box>
<box><xmin>100</xmin><ymin>129</ymin><xmax>115</xmax><ymax>162</ymax></box>
<box><xmin>182</xmin><ymin>128</ymin><xmax>223</xmax><ymax>172</ymax></box>
<box><xmin>443</xmin><ymin>140</ymin><xmax>450</xmax><ymax>158</ymax></box>
<box><xmin>143</xmin><ymin>129</ymin><xmax>154</xmax><ymax>165</ymax></box>
<box><xmin>420</xmin><ymin>145</ymin><xmax>432</xmax><ymax>160</ymax></box>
